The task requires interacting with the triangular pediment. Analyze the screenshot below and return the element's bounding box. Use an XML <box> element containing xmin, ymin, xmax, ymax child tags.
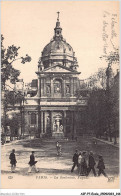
<box><xmin>43</xmin><ymin>64</ymin><xmax>77</xmax><ymax>73</ymax></box>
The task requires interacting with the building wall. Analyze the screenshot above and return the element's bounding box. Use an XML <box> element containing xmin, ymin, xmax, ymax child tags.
<box><xmin>39</xmin><ymin>75</ymin><xmax>79</xmax><ymax>99</ymax></box>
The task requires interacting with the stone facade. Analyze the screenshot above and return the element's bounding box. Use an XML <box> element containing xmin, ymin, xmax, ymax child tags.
<box><xmin>23</xmin><ymin>15</ymin><xmax>88</xmax><ymax>138</ymax></box>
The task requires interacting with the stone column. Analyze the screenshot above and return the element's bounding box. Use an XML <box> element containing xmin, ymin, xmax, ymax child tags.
<box><xmin>44</xmin><ymin>112</ymin><xmax>47</xmax><ymax>133</ymax></box>
<box><xmin>43</xmin><ymin>112</ymin><xmax>46</xmax><ymax>133</ymax></box>
<box><xmin>51</xmin><ymin>78</ymin><xmax>54</xmax><ymax>97</ymax></box>
<box><xmin>41</xmin><ymin>111</ymin><xmax>43</xmax><ymax>134</ymax></box>
<box><xmin>74</xmin><ymin>111</ymin><xmax>77</xmax><ymax>136</ymax></box>
<box><xmin>63</xmin><ymin>111</ymin><xmax>66</xmax><ymax>135</ymax></box>
<box><xmin>50</xmin><ymin>111</ymin><xmax>53</xmax><ymax>133</ymax></box>
<box><xmin>43</xmin><ymin>78</ymin><xmax>46</xmax><ymax>97</ymax></box>
<box><xmin>71</xmin><ymin>111</ymin><xmax>74</xmax><ymax>139</ymax></box>
<box><xmin>37</xmin><ymin>77</ymin><xmax>41</xmax><ymax>97</ymax></box>
<box><xmin>37</xmin><ymin>107</ymin><xmax>41</xmax><ymax>136</ymax></box>
<box><xmin>41</xmin><ymin>78</ymin><xmax>44</xmax><ymax>97</ymax></box>
<box><xmin>70</xmin><ymin>78</ymin><xmax>74</xmax><ymax>97</ymax></box>
<box><xmin>63</xmin><ymin>78</ymin><xmax>66</xmax><ymax>97</ymax></box>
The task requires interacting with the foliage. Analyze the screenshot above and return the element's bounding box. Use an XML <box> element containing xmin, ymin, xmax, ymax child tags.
<box><xmin>1</xmin><ymin>34</ymin><xmax>31</xmax><ymax>88</ymax></box>
<box><xmin>100</xmin><ymin>48</ymin><xmax>119</xmax><ymax>64</ymax></box>
<box><xmin>7</xmin><ymin>113</ymin><xmax>21</xmax><ymax>136</ymax></box>
<box><xmin>5</xmin><ymin>90</ymin><xmax>24</xmax><ymax>106</ymax></box>
<box><xmin>85</xmin><ymin>68</ymin><xmax>107</xmax><ymax>90</ymax></box>
<box><xmin>87</xmin><ymin>89</ymin><xmax>107</xmax><ymax>137</ymax></box>
<box><xmin>76</xmin><ymin>66</ymin><xmax>119</xmax><ymax>140</ymax></box>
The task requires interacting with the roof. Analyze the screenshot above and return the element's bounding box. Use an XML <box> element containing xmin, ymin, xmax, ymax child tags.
<box><xmin>42</xmin><ymin>39</ymin><xmax>74</xmax><ymax>58</ymax></box>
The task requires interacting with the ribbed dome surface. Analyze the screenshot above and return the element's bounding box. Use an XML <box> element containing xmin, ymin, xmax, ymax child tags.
<box><xmin>42</xmin><ymin>39</ymin><xmax>74</xmax><ymax>57</ymax></box>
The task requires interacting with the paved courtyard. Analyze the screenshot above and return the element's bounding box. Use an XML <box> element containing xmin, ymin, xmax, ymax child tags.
<box><xmin>1</xmin><ymin>135</ymin><xmax>119</xmax><ymax>189</ymax></box>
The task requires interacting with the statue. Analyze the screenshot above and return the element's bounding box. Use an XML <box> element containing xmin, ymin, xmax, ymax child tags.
<box><xmin>66</xmin><ymin>85</ymin><xmax>70</xmax><ymax>93</ymax></box>
<box><xmin>59</xmin><ymin>125</ymin><xmax>63</xmax><ymax>132</ymax></box>
<box><xmin>46</xmin><ymin>85</ymin><xmax>50</xmax><ymax>94</ymax></box>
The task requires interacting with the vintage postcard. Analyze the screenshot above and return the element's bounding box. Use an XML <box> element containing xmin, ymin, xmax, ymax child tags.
<box><xmin>1</xmin><ymin>1</ymin><xmax>120</xmax><ymax>189</ymax></box>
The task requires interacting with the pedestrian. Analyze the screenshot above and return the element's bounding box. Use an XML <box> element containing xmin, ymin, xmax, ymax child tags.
<box><xmin>56</xmin><ymin>141</ymin><xmax>61</xmax><ymax>156</ymax></box>
<box><xmin>87</xmin><ymin>151</ymin><xmax>96</xmax><ymax>177</ymax></box>
<box><xmin>71</xmin><ymin>149</ymin><xmax>78</xmax><ymax>172</ymax></box>
<box><xmin>28</xmin><ymin>151</ymin><xmax>38</xmax><ymax>173</ymax></box>
<box><xmin>81</xmin><ymin>152</ymin><xmax>88</xmax><ymax>176</ymax></box>
<box><xmin>78</xmin><ymin>151</ymin><xmax>82</xmax><ymax>175</ymax></box>
<box><xmin>97</xmin><ymin>155</ymin><xmax>108</xmax><ymax>178</ymax></box>
<box><xmin>9</xmin><ymin>149</ymin><xmax>17</xmax><ymax>173</ymax></box>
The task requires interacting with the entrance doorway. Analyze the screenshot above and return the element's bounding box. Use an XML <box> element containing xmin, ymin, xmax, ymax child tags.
<box><xmin>53</xmin><ymin>114</ymin><xmax>63</xmax><ymax>133</ymax></box>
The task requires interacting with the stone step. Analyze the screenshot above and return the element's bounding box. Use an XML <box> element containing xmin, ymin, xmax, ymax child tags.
<box><xmin>52</xmin><ymin>132</ymin><xmax>64</xmax><ymax>139</ymax></box>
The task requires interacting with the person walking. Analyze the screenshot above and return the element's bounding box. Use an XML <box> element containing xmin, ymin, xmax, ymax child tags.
<box><xmin>28</xmin><ymin>151</ymin><xmax>38</xmax><ymax>173</ymax></box>
<box><xmin>81</xmin><ymin>152</ymin><xmax>88</xmax><ymax>176</ymax></box>
<box><xmin>87</xmin><ymin>151</ymin><xmax>96</xmax><ymax>177</ymax></box>
<box><xmin>71</xmin><ymin>149</ymin><xmax>78</xmax><ymax>172</ymax></box>
<box><xmin>97</xmin><ymin>155</ymin><xmax>108</xmax><ymax>178</ymax></box>
<box><xmin>56</xmin><ymin>141</ymin><xmax>61</xmax><ymax>156</ymax></box>
<box><xmin>78</xmin><ymin>151</ymin><xmax>82</xmax><ymax>175</ymax></box>
<box><xmin>9</xmin><ymin>149</ymin><xmax>17</xmax><ymax>173</ymax></box>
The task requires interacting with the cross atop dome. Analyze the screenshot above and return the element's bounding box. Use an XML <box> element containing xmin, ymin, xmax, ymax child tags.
<box><xmin>57</xmin><ymin>11</ymin><xmax>60</xmax><ymax>21</ymax></box>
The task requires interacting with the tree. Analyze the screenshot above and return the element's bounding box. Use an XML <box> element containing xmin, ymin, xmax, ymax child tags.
<box><xmin>85</xmin><ymin>68</ymin><xmax>107</xmax><ymax>90</ymax></box>
<box><xmin>76</xmin><ymin>68</ymin><xmax>108</xmax><ymax>138</ymax></box>
<box><xmin>1</xmin><ymin>34</ymin><xmax>31</xmax><ymax>89</ymax></box>
<box><xmin>100</xmin><ymin>47</ymin><xmax>119</xmax><ymax>142</ymax></box>
<box><xmin>87</xmin><ymin>89</ymin><xmax>107</xmax><ymax>138</ymax></box>
<box><xmin>7</xmin><ymin>113</ymin><xmax>21</xmax><ymax>138</ymax></box>
<box><xmin>1</xmin><ymin>34</ymin><xmax>31</xmax><ymax>135</ymax></box>
<box><xmin>100</xmin><ymin>48</ymin><xmax>119</xmax><ymax>65</ymax></box>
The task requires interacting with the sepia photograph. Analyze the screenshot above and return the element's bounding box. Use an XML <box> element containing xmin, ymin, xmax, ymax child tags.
<box><xmin>1</xmin><ymin>1</ymin><xmax>120</xmax><ymax>190</ymax></box>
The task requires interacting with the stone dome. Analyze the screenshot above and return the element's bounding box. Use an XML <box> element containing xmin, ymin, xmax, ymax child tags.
<box><xmin>38</xmin><ymin>14</ymin><xmax>78</xmax><ymax>71</ymax></box>
<box><xmin>42</xmin><ymin>39</ymin><xmax>74</xmax><ymax>57</ymax></box>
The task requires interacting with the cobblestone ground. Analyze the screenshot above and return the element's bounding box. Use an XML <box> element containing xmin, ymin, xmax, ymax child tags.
<box><xmin>1</xmin><ymin>135</ymin><xmax>119</xmax><ymax>189</ymax></box>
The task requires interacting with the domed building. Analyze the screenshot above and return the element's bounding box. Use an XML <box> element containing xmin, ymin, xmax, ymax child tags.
<box><xmin>23</xmin><ymin>13</ymin><xmax>88</xmax><ymax>138</ymax></box>
<box><xmin>38</xmin><ymin>14</ymin><xmax>78</xmax><ymax>71</ymax></box>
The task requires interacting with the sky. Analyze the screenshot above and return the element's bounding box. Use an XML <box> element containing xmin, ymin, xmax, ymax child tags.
<box><xmin>1</xmin><ymin>1</ymin><xmax>119</xmax><ymax>84</ymax></box>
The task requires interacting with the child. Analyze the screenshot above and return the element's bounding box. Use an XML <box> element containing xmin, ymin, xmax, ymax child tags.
<box><xmin>97</xmin><ymin>155</ymin><xmax>108</xmax><ymax>178</ymax></box>
<box><xmin>28</xmin><ymin>151</ymin><xmax>38</xmax><ymax>173</ymax></box>
<box><xmin>9</xmin><ymin>149</ymin><xmax>17</xmax><ymax>173</ymax></box>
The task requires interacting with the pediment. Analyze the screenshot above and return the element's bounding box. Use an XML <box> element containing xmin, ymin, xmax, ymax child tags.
<box><xmin>43</xmin><ymin>64</ymin><xmax>76</xmax><ymax>73</ymax></box>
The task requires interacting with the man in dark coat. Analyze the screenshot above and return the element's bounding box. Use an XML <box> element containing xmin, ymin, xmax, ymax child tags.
<box><xmin>87</xmin><ymin>151</ymin><xmax>96</xmax><ymax>176</ymax></box>
<box><xmin>97</xmin><ymin>155</ymin><xmax>108</xmax><ymax>178</ymax></box>
<box><xmin>71</xmin><ymin>149</ymin><xmax>78</xmax><ymax>172</ymax></box>
<box><xmin>9</xmin><ymin>149</ymin><xmax>17</xmax><ymax>173</ymax></box>
<box><xmin>28</xmin><ymin>151</ymin><xmax>38</xmax><ymax>173</ymax></box>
